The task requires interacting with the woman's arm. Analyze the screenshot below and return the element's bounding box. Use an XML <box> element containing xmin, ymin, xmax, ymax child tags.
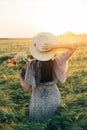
<box><xmin>20</xmin><ymin>75</ymin><xmax>31</xmax><ymax>93</ymax></box>
<box><xmin>54</xmin><ymin>42</ymin><xmax>78</xmax><ymax>52</ymax></box>
<box><xmin>42</xmin><ymin>42</ymin><xmax>78</xmax><ymax>52</ymax></box>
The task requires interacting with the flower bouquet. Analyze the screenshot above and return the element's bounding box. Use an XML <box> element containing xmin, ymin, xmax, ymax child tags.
<box><xmin>12</xmin><ymin>52</ymin><xmax>30</xmax><ymax>78</ymax></box>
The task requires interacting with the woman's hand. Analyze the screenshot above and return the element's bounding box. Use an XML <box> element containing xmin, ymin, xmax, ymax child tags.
<box><xmin>20</xmin><ymin>75</ymin><xmax>31</xmax><ymax>93</ymax></box>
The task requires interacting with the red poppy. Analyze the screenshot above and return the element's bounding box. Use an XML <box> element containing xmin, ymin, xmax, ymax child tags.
<box><xmin>12</xmin><ymin>60</ymin><xmax>16</xmax><ymax>66</ymax></box>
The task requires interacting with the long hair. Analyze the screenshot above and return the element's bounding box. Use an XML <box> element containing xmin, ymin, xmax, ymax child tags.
<box><xmin>35</xmin><ymin>60</ymin><xmax>53</xmax><ymax>83</ymax></box>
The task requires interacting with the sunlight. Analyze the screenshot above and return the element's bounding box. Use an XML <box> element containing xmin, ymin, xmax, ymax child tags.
<box><xmin>28</xmin><ymin>0</ymin><xmax>85</xmax><ymax>36</ymax></box>
<box><xmin>0</xmin><ymin>0</ymin><xmax>87</xmax><ymax>37</ymax></box>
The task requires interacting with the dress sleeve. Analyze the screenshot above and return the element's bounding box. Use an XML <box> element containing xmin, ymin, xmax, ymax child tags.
<box><xmin>24</xmin><ymin>61</ymin><xmax>36</xmax><ymax>87</ymax></box>
<box><xmin>53</xmin><ymin>50</ymin><xmax>72</xmax><ymax>83</ymax></box>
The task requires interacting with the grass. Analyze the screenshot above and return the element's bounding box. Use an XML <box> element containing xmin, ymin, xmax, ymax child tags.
<box><xmin>0</xmin><ymin>37</ymin><xmax>87</xmax><ymax>130</ymax></box>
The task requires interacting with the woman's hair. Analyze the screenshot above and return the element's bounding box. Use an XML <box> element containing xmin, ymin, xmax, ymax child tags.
<box><xmin>35</xmin><ymin>60</ymin><xmax>53</xmax><ymax>83</ymax></box>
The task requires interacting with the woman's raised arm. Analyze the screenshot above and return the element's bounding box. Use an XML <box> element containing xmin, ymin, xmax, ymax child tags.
<box><xmin>42</xmin><ymin>42</ymin><xmax>78</xmax><ymax>53</ymax></box>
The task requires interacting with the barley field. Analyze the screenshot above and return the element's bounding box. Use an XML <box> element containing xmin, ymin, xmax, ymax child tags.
<box><xmin>0</xmin><ymin>34</ymin><xmax>87</xmax><ymax>130</ymax></box>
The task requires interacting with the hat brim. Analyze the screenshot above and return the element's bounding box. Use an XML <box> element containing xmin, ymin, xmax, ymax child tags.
<box><xmin>29</xmin><ymin>32</ymin><xmax>57</xmax><ymax>61</ymax></box>
<box><xmin>30</xmin><ymin>44</ymin><xmax>56</xmax><ymax>61</ymax></box>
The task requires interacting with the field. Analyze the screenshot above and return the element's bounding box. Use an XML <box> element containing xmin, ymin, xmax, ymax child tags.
<box><xmin>0</xmin><ymin>34</ymin><xmax>87</xmax><ymax>130</ymax></box>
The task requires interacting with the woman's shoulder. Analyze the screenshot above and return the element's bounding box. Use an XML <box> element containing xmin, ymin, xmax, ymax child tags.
<box><xmin>27</xmin><ymin>59</ymin><xmax>37</xmax><ymax>65</ymax></box>
<box><xmin>28</xmin><ymin>59</ymin><xmax>36</xmax><ymax>62</ymax></box>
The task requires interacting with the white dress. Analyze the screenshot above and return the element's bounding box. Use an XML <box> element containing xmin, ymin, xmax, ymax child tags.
<box><xmin>25</xmin><ymin>50</ymin><xmax>72</xmax><ymax>123</ymax></box>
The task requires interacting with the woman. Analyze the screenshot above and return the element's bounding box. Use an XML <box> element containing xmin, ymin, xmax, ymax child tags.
<box><xmin>20</xmin><ymin>32</ymin><xmax>78</xmax><ymax>123</ymax></box>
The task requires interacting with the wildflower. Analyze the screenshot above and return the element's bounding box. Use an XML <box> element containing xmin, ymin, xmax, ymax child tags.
<box><xmin>12</xmin><ymin>52</ymin><xmax>32</xmax><ymax>77</ymax></box>
<box><xmin>12</xmin><ymin>60</ymin><xmax>16</xmax><ymax>66</ymax></box>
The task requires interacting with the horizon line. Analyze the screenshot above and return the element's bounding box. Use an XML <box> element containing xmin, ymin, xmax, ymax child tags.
<box><xmin>0</xmin><ymin>31</ymin><xmax>87</xmax><ymax>39</ymax></box>
<box><xmin>0</xmin><ymin>32</ymin><xmax>87</xmax><ymax>39</ymax></box>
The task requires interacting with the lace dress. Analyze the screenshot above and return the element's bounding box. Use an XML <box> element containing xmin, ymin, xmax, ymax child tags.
<box><xmin>25</xmin><ymin>50</ymin><xmax>72</xmax><ymax>123</ymax></box>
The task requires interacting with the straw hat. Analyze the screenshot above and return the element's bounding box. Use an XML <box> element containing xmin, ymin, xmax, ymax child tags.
<box><xmin>29</xmin><ymin>32</ymin><xmax>58</xmax><ymax>61</ymax></box>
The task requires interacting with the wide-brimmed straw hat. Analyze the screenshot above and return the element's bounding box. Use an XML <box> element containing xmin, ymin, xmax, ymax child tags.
<box><xmin>29</xmin><ymin>32</ymin><xmax>58</xmax><ymax>61</ymax></box>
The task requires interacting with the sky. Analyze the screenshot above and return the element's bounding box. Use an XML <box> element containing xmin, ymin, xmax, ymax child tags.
<box><xmin>0</xmin><ymin>0</ymin><xmax>87</xmax><ymax>38</ymax></box>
